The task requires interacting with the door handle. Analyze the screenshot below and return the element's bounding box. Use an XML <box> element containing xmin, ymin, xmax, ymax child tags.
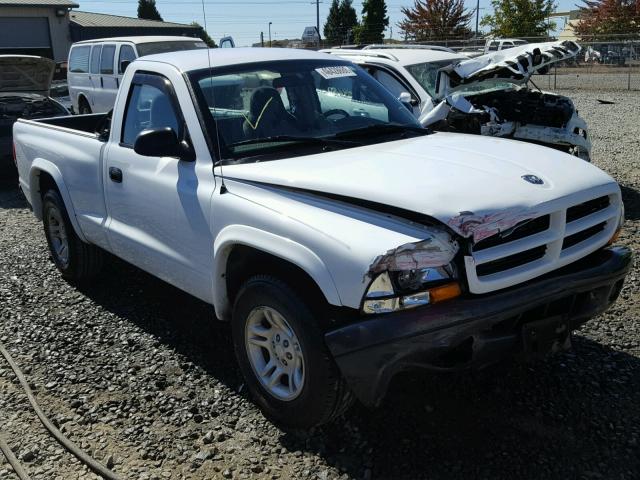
<box><xmin>100</xmin><ymin>77</ymin><xmax>104</xmax><ymax>88</ymax></box>
<box><xmin>109</xmin><ymin>167</ymin><xmax>123</xmax><ymax>183</ymax></box>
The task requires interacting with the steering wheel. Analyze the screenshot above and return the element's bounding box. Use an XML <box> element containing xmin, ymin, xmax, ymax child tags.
<box><xmin>323</xmin><ymin>109</ymin><xmax>350</xmax><ymax>121</ymax></box>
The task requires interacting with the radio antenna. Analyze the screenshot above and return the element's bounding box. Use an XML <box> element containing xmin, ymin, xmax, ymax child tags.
<box><xmin>201</xmin><ymin>0</ymin><xmax>227</xmax><ymax>193</ymax></box>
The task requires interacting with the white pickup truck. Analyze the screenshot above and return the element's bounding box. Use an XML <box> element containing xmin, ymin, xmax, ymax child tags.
<box><xmin>13</xmin><ymin>48</ymin><xmax>631</xmax><ymax>428</ymax></box>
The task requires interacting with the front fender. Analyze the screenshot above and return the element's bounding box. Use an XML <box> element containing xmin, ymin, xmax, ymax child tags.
<box><xmin>212</xmin><ymin>224</ymin><xmax>342</xmax><ymax>320</ymax></box>
<box><xmin>29</xmin><ymin>159</ymin><xmax>88</xmax><ymax>242</ymax></box>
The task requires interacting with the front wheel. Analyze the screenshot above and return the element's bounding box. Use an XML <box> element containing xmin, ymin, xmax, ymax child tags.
<box><xmin>232</xmin><ymin>275</ymin><xmax>353</xmax><ymax>429</ymax></box>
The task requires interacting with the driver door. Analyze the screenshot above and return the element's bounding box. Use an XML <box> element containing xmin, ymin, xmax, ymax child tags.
<box><xmin>104</xmin><ymin>72</ymin><xmax>215</xmax><ymax>301</ymax></box>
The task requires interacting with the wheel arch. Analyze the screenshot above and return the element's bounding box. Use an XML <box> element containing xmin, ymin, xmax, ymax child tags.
<box><xmin>29</xmin><ymin>160</ymin><xmax>88</xmax><ymax>242</ymax></box>
<box><xmin>213</xmin><ymin>225</ymin><xmax>342</xmax><ymax>321</ymax></box>
<box><xmin>77</xmin><ymin>92</ymin><xmax>90</xmax><ymax>109</ymax></box>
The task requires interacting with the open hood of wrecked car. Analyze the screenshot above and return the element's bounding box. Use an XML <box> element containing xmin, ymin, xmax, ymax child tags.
<box><xmin>434</xmin><ymin>41</ymin><xmax>581</xmax><ymax>99</ymax></box>
<box><xmin>220</xmin><ymin>132</ymin><xmax>616</xmax><ymax>239</ymax></box>
<box><xmin>0</xmin><ymin>55</ymin><xmax>55</xmax><ymax>95</ymax></box>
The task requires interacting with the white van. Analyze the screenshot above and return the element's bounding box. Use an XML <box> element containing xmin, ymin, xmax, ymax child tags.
<box><xmin>67</xmin><ymin>36</ymin><xmax>207</xmax><ymax>114</ymax></box>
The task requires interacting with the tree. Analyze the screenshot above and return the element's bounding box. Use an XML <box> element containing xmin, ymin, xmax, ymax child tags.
<box><xmin>324</xmin><ymin>0</ymin><xmax>342</xmax><ymax>46</ymax></box>
<box><xmin>191</xmin><ymin>22</ymin><xmax>217</xmax><ymax>48</ymax></box>
<box><xmin>137</xmin><ymin>0</ymin><xmax>163</xmax><ymax>21</ymax></box>
<box><xmin>480</xmin><ymin>0</ymin><xmax>556</xmax><ymax>38</ymax></box>
<box><xmin>574</xmin><ymin>0</ymin><xmax>640</xmax><ymax>39</ymax></box>
<box><xmin>398</xmin><ymin>0</ymin><xmax>473</xmax><ymax>41</ymax></box>
<box><xmin>357</xmin><ymin>0</ymin><xmax>389</xmax><ymax>44</ymax></box>
<box><xmin>338</xmin><ymin>0</ymin><xmax>360</xmax><ymax>44</ymax></box>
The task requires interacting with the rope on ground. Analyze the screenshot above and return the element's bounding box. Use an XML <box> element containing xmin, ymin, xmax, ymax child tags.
<box><xmin>0</xmin><ymin>343</ymin><xmax>122</xmax><ymax>480</ymax></box>
<box><xmin>0</xmin><ymin>431</ymin><xmax>32</xmax><ymax>480</ymax></box>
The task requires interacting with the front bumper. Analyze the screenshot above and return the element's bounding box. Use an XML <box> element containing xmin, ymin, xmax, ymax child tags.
<box><xmin>325</xmin><ymin>246</ymin><xmax>632</xmax><ymax>407</ymax></box>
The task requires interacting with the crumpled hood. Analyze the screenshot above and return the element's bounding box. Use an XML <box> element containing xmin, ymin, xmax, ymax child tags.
<box><xmin>0</xmin><ymin>55</ymin><xmax>55</xmax><ymax>95</ymax></box>
<box><xmin>436</xmin><ymin>41</ymin><xmax>581</xmax><ymax>99</ymax></box>
<box><xmin>221</xmin><ymin>132</ymin><xmax>616</xmax><ymax>233</ymax></box>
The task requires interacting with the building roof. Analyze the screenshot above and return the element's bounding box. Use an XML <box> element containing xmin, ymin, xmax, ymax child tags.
<box><xmin>0</xmin><ymin>0</ymin><xmax>78</xmax><ymax>6</ymax></box>
<box><xmin>69</xmin><ymin>11</ymin><xmax>198</xmax><ymax>29</ymax></box>
<box><xmin>74</xmin><ymin>36</ymin><xmax>204</xmax><ymax>45</ymax></box>
<box><xmin>139</xmin><ymin>47</ymin><xmax>342</xmax><ymax>73</ymax></box>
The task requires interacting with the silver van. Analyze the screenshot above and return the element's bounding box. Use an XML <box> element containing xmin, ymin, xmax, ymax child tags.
<box><xmin>67</xmin><ymin>36</ymin><xmax>207</xmax><ymax>114</ymax></box>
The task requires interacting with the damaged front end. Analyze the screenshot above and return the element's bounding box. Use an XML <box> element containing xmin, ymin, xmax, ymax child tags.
<box><xmin>326</xmin><ymin>193</ymin><xmax>630</xmax><ymax>407</ymax></box>
<box><xmin>362</xmin><ymin>231</ymin><xmax>462</xmax><ymax>314</ymax></box>
<box><xmin>422</xmin><ymin>40</ymin><xmax>591</xmax><ymax>161</ymax></box>
<box><xmin>439</xmin><ymin>88</ymin><xmax>591</xmax><ymax>160</ymax></box>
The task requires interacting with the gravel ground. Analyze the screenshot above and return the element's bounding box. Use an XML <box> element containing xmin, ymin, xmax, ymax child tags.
<box><xmin>1</xmin><ymin>90</ymin><xmax>639</xmax><ymax>480</ymax></box>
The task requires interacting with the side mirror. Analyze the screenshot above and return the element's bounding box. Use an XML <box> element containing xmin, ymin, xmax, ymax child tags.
<box><xmin>120</xmin><ymin>60</ymin><xmax>131</xmax><ymax>72</ymax></box>
<box><xmin>398</xmin><ymin>92</ymin><xmax>416</xmax><ymax>112</ymax></box>
<box><xmin>133</xmin><ymin>127</ymin><xmax>194</xmax><ymax>161</ymax></box>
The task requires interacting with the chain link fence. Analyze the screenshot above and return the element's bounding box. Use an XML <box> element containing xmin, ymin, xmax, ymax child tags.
<box><xmin>539</xmin><ymin>40</ymin><xmax>640</xmax><ymax>91</ymax></box>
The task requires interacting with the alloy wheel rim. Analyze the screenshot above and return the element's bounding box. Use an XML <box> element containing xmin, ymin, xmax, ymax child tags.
<box><xmin>47</xmin><ymin>206</ymin><xmax>69</xmax><ymax>267</ymax></box>
<box><xmin>245</xmin><ymin>306</ymin><xmax>305</xmax><ymax>401</ymax></box>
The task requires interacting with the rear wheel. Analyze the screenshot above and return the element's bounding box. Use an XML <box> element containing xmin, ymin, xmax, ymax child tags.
<box><xmin>232</xmin><ymin>275</ymin><xmax>353</xmax><ymax>429</ymax></box>
<box><xmin>42</xmin><ymin>189</ymin><xmax>103</xmax><ymax>282</ymax></box>
<box><xmin>78</xmin><ymin>97</ymin><xmax>91</xmax><ymax>115</ymax></box>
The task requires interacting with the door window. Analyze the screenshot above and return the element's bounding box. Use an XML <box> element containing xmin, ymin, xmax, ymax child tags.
<box><xmin>122</xmin><ymin>82</ymin><xmax>181</xmax><ymax>147</ymax></box>
<box><xmin>488</xmin><ymin>41</ymin><xmax>499</xmax><ymax>51</ymax></box>
<box><xmin>90</xmin><ymin>45</ymin><xmax>102</xmax><ymax>74</ymax></box>
<box><xmin>100</xmin><ymin>45</ymin><xmax>116</xmax><ymax>74</ymax></box>
<box><xmin>118</xmin><ymin>45</ymin><xmax>136</xmax><ymax>74</ymax></box>
<box><xmin>69</xmin><ymin>46</ymin><xmax>91</xmax><ymax>73</ymax></box>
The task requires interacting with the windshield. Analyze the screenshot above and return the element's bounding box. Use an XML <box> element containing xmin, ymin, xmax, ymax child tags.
<box><xmin>406</xmin><ymin>60</ymin><xmax>455</xmax><ymax>97</ymax></box>
<box><xmin>188</xmin><ymin>59</ymin><xmax>422</xmax><ymax>162</ymax></box>
<box><xmin>136</xmin><ymin>40</ymin><xmax>207</xmax><ymax>57</ymax></box>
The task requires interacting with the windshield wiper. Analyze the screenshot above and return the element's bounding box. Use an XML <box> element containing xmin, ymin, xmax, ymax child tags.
<box><xmin>226</xmin><ymin>135</ymin><xmax>360</xmax><ymax>150</ymax></box>
<box><xmin>334</xmin><ymin>123</ymin><xmax>429</xmax><ymax>139</ymax></box>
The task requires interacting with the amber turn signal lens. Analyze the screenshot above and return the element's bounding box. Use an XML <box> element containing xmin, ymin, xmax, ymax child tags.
<box><xmin>608</xmin><ymin>228</ymin><xmax>622</xmax><ymax>245</ymax></box>
<box><xmin>428</xmin><ymin>282</ymin><xmax>462</xmax><ymax>304</ymax></box>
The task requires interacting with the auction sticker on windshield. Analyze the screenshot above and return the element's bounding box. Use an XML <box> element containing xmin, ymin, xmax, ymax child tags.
<box><xmin>315</xmin><ymin>66</ymin><xmax>357</xmax><ymax>79</ymax></box>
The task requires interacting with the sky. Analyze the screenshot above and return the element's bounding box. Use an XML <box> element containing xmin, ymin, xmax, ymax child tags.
<box><xmin>75</xmin><ymin>0</ymin><xmax>579</xmax><ymax>46</ymax></box>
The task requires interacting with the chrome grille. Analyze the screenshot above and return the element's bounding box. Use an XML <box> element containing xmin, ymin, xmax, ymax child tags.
<box><xmin>465</xmin><ymin>189</ymin><xmax>621</xmax><ymax>294</ymax></box>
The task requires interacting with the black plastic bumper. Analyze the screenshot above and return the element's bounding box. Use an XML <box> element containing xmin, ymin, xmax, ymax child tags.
<box><xmin>325</xmin><ymin>246</ymin><xmax>632</xmax><ymax>407</ymax></box>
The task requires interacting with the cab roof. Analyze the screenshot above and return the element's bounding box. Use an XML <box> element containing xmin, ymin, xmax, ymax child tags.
<box><xmin>324</xmin><ymin>48</ymin><xmax>466</xmax><ymax>66</ymax></box>
<box><xmin>137</xmin><ymin>47</ymin><xmax>347</xmax><ymax>73</ymax></box>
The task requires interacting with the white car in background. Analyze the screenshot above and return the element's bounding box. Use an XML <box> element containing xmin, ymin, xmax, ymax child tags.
<box><xmin>326</xmin><ymin>41</ymin><xmax>592</xmax><ymax>160</ymax></box>
<box><xmin>68</xmin><ymin>36</ymin><xmax>208</xmax><ymax>114</ymax></box>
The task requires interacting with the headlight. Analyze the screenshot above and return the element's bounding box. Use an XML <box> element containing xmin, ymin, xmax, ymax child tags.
<box><xmin>362</xmin><ymin>234</ymin><xmax>461</xmax><ymax>315</ymax></box>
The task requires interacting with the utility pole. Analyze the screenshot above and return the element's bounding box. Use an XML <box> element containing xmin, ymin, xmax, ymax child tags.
<box><xmin>310</xmin><ymin>0</ymin><xmax>321</xmax><ymax>46</ymax></box>
<box><xmin>475</xmin><ymin>0</ymin><xmax>480</xmax><ymax>38</ymax></box>
<box><xmin>269</xmin><ymin>21</ymin><xmax>272</xmax><ymax>47</ymax></box>
<box><xmin>316</xmin><ymin>0</ymin><xmax>320</xmax><ymax>40</ymax></box>
<box><xmin>260</xmin><ymin>31</ymin><xmax>264</xmax><ymax>47</ymax></box>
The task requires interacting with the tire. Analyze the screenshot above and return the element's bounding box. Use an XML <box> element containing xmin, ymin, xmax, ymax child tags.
<box><xmin>42</xmin><ymin>189</ymin><xmax>103</xmax><ymax>282</ymax></box>
<box><xmin>232</xmin><ymin>275</ymin><xmax>353</xmax><ymax>429</ymax></box>
<box><xmin>78</xmin><ymin>98</ymin><xmax>92</xmax><ymax>115</ymax></box>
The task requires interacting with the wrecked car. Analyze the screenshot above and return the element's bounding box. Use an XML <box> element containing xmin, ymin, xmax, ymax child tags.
<box><xmin>1</xmin><ymin>55</ymin><xmax>68</xmax><ymax>174</ymax></box>
<box><xmin>326</xmin><ymin>41</ymin><xmax>592</xmax><ymax>161</ymax></box>
<box><xmin>14</xmin><ymin>48</ymin><xmax>630</xmax><ymax>428</ymax></box>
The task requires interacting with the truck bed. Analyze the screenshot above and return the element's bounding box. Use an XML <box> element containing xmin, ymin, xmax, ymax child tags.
<box><xmin>14</xmin><ymin>113</ymin><xmax>110</xmax><ymax>249</ymax></box>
